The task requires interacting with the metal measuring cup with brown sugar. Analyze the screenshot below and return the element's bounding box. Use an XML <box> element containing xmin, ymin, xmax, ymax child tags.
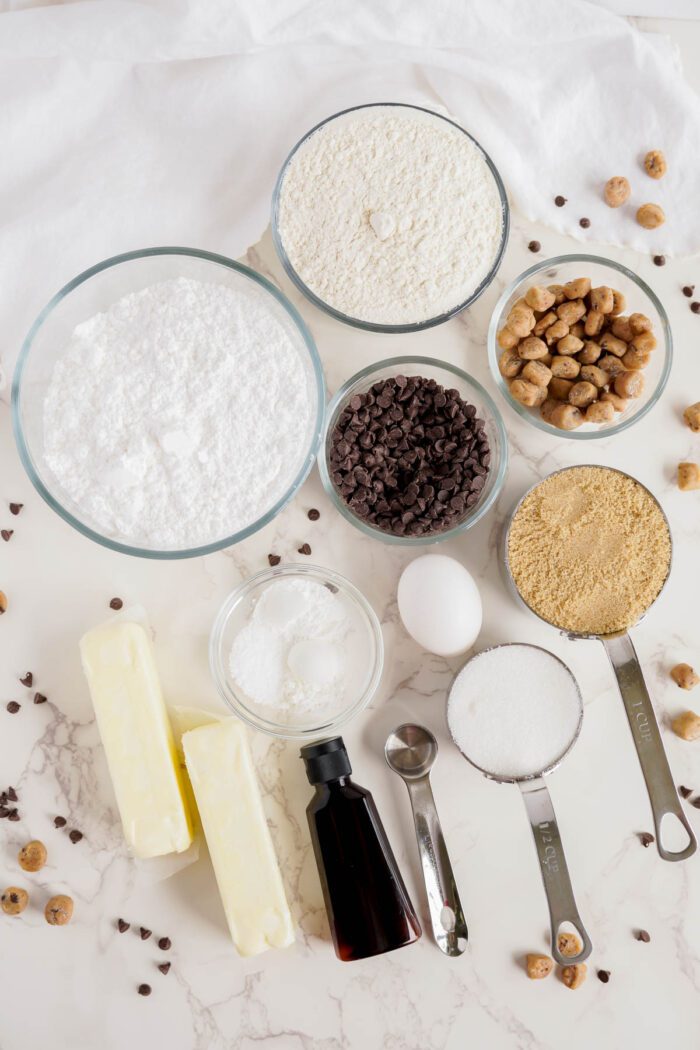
<box><xmin>503</xmin><ymin>464</ymin><xmax>696</xmax><ymax>863</ymax></box>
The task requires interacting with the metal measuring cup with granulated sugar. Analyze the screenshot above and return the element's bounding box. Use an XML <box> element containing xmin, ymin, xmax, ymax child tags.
<box><xmin>504</xmin><ymin>464</ymin><xmax>696</xmax><ymax>863</ymax></box>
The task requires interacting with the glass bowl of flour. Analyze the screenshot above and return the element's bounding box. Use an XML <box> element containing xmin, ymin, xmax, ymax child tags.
<box><xmin>12</xmin><ymin>247</ymin><xmax>325</xmax><ymax>557</ymax></box>
<box><xmin>209</xmin><ymin>565</ymin><xmax>384</xmax><ymax>739</ymax></box>
<box><xmin>272</xmin><ymin>103</ymin><xmax>509</xmax><ymax>332</ymax></box>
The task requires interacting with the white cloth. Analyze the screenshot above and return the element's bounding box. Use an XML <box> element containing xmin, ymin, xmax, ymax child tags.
<box><xmin>1</xmin><ymin>0</ymin><xmax>699</xmax><ymax>375</ymax></box>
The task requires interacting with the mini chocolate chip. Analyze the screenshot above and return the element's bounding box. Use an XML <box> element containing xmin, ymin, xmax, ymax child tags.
<box><xmin>6</xmin><ymin>701</ymin><xmax>20</xmax><ymax>714</ymax></box>
<box><xmin>7</xmin><ymin>787</ymin><xmax>17</xmax><ymax>802</ymax></box>
<box><xmin>158</xmin><ymin>963</ymin><xmax>171</xmax><ymax>975</ymax></box>
<box><xmin>140</xmin><ymin>927</ymin><xmax>152</xmax><ymax>941</ymax></box>
<box><xmin>636</xmin><ymin>929</ymin><xmax>651</xmax><ymax>942</ymax></box>
<box><xmin>679</xmin><ymin>785</ymin><xmax>693</xmax><ymax>799</ymax></box>
<box><xmin>117</xmin><ymin>918</ymin><xmax>130</xmax><ymax>933</ymax></box>
<box><xmin>19</xmin><ymin>673</ymin><xmax>33</xmax><ymax>688</ymax></box>
<box><xmin>54</xmin><ymin>816</ymin><xmax>67</xmax><ymax>828</ymax></box>
<box><xmin>691</xmin><ymin>797</ymin><xmax>700</xmax><ymax>809</ymax></box>
<box><xmin>158</xmin><ymin>937</ymin><xmax>171</xmax><ymax>950</ymax></box>
<box><xmin>9</xmin><ymin>503</ymin><xmax>23</xmax><ymax>516</ymax></box>
<box><xmin>298</xmin><ymin>543</ymin><xmax>311</xmax><ymax>555</ymax></box>
<box><xmin>682</xmin><ymin>286</ymin><xmax>695</xmax><ymax>297</ymax></box>
<box><xmin>691</xmin><ymin>302</ymin><xmax>700</xmax><ymax>314</ymax></box>
<box><xmin>267</xmin><ymin>553</ymin><xmax>281</xmax><ymax>567</ymax></box>
<box><xmin>69</xmin><ymin>830</ymin><xmax>83</xmax><ymax>843</ymax></box>
<box><xmin>639</xmin><ymin>832</ymin><xmax>654</xmax><ymax>848</ymax></box>
<box><xmin>109</xmin><ymin>597</ymin><xmax>123</xmax><ymax>611</ymax></box>
<box><xmin>579</xmin><ymin>217</ymin><xmax>590</xmax><ymax>228</ymax></box>
<box><xmin>528</xmin><ymin>240</ymin><xmax>540</xmax><ymax>252</ymax></box>
<box><xmin>653</xmin><ymin>255</ymin><xmax>665</xmax><ymax>266</ymax></box>
<box><xmin>1</xmin><ymin>530</ymin><xmax>13</xmax><ymax>542</ymax></box>
<box><xmin>307</xmin><ymin>508</ymin><xmax>320</xmax><ymax>521</ymax></box>
<box><xmin>33</xmin><ymin>692</ymin><xmax>47</xmax><ymax>705</ymax></box>
<box><xmin>0</xmin><ymin>807</ymin><xmax>9</xmax><ymax>819</ymax></box>
<box><xmin>138</xmin><ymin>984</ymin><xmax>151</xmax><ymax>996</ymax></box>
<box><xmin>8</xmin><ymin>810</ymin><xmax>19</xmax><ymax>822</ymax></box>
<box><xmin>597</xmin><ymin>969</ymin><xmax>611</xmax><ymax>983</ymax></box>
<box><xmin>554</xmin><ymin>195</ymin><xmax>567</xmax><ymax>207</ymax></box>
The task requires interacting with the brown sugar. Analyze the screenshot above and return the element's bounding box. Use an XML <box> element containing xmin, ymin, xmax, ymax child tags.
<box><xmin>507</xmin><ymin>466</ymin><xmax>670</xmax><ymax>636</ymax></box>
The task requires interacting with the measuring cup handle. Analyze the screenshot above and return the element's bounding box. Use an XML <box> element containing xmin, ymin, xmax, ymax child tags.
<box><xmin>407</xmin><ymin>777</ymin><xmax>468</xmax><ymax>957</ymax></box>
<box><xmin>603</xmin><ymin>633</ymin><xmax>697</xmax><ymax>862</ymax></box>
<box><xmin>519</xmin><ymin>777</ymin><xmax>592</xmax><ymax>966</ymax></box>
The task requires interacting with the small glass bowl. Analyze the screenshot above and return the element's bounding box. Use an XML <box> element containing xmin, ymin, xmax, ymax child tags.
<box><xmin>12</xmin><ymin>247</ymin><xmax>325</xmax><ymax>558</ymax></box>
<box><xmin>487</xmin><ymin>254</ymin><xmax>672</xmax><ymax>440</ymax></box>
<box><xmin>271</xmin><ymin>102</ymin><xmax>509</xmax><ymax>333</ymax></box>
<box><xmin>318</xmin><ymin>356</ymin><xmax>508</xmax><ymax>546</ymax></box>
<box><xmin>209</xmin><ymin>564</ymin><xmax>384</xmax><ymax>740</ymax></box>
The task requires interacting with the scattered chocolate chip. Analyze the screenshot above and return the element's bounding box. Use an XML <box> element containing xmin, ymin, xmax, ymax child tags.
<box><xmin>579</xmin><ymin>217</ymin><xmax>591</xmax><ymax>229</ymax></box>
<box><xmin>653</xmin><ymin>255</ymin><xmax>665</xmax><ymax>266</ymax></box>
<box><xmin>157</xmin><ymin>963</ymin><xmax>171</xmax><ymax>975</ymax></box>
<box><xmin>140</xmin><ymin>927</ymin><xmax>152</xmax><ymax>941</ymax></box>
<box><xmin>639</xmin><ymin>832</ymin><xmax>655</xmax><ymax>848</ymax></box>
<box><xmin>138</xmin><ymin>984</ymin><xmax>151</xmax><ymax>997</ymax></box>
<box><xmin>307</xmin><ymin>508</ymin><xmax>320</xmax><ymax>521</ymax></box>
<box><xmin>691</xmin><ymin>797</ymin><xmax>700</xmax><ymax>809</ymax></box>
<box><xmin>691</xmin><ymin>302</ymin><xmax>700</xmax><ymax>314</ymax></box>
<box><xmin>8</xmin><ymin>810</ymin><xmax>19</xmax><ymax>822</ymax></box>
<box><xmin>682</xmin><ymin>286</ymin><xmax>695</xmax><ymax>297</ymax></box>
<box><xmin>109</xmin><ymin>597</ymin><xmax>123</xmax><ymax>611</ymax></box>
<box><xmin>33</xmin><ymin>692</ymin><xmax>47</xmax><ymax>705</ymax></box>
<box><xmin>19</xmin><ymin>673</ymin><xmax>33</xmax><ymax>688</ymax></box>
<box><xmin>158</xmin><ymin>937</ymin><xmax>171</xmax><ymax>951</ymax></box>
<box><xmin>528</xmin><ymin>240</ymin><xmax>541</xmax><ymax>253</ymax></box>
<box><xmin>7</xmin><ymin>787</ymin><xmax>18</xmax><ymax>802</ymax></box>
<box><xmin>297</xmin><ymin>543</ymin><xmax>312</xmax><ymax>555</ymax></box>
<box><xmin>68</xmin><ymin>830</ymin><xmax>83</xmax><ymax>844</ymax></box>
<box><xmin>6</xmin><ymin>701</ymin><xmax>20</xmax><ymax>714</ymax></box>
<box><xmin>54</xmin><ymin>816</ymin><xmax>67</xmax><ymax>828</ymax></box>
<box><xmin>9</xmin><ymin>503</ymin><xmax>23</xmax><ymax>516</ymax></box>
<box><xmin>554</xmin><ymin>195</ymin><xmax>567</xmax><ymax>207</ymax></box>
<box><xmin>636</xmin><ymin>929</ymin><xmax>651</xmax><ymax>943</ymax></box>
<box><xmin>117</xmin><ymin>918</ymin><xmax>130</xmax><ymax>933</ymax></box>
<box><xmin>1</xmin><ymin>530</ymin><xmax>13</xmax><ymax>542</ymax></box>
<box><xmin>597</xmin><ymin>969</ymin><xmax>611</xmax><ymax>984</ymax></box>
<box><xmin>0</xmin><ymin>807</ymin><xmax>9</xmax><ymax>819</ymax></box>
<box><xmin>267</xmin><ymin>553</ymin><xmax>281</xmax><ymax>567</ymax></box>
<box><xmin>679</xmin><ymin>785</ymin><xmax>693</xmax><ymax>798</ymax></box>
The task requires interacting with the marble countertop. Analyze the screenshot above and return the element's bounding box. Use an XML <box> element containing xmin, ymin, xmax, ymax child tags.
<box><xmin>2</xmin><ymin>18</ymin><xmax>700</xmax><ymax>1050</ymax></box>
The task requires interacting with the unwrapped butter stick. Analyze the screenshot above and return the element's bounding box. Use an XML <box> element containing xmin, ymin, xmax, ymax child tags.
<box><xmin>183</xmin><ymin>718</ymin><xmax>295</xmax><ymax>956</ymax></box>
<box><xmin>80</xmin><ymin>621</ymin><xmax>193</xmax><ymax>858</ymax></box>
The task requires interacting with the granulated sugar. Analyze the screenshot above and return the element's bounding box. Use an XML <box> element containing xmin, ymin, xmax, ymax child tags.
<box><xmin>42</xmin><ymin>277</ymin><xmax>316</xmax><ymax>548</ymax></box>
<box><xmin>447</xmin><ymin>645</ymin><xmax>581</xmax><ymax>779</ymax></box>
<box><xmin>507</xmin><ymin>466</ymin><xmax>671</xmax><ymax>636</ymax></box>
<box><xmin>277</xmin><ymin>106</ymin><xmax>504</xmax><ymax>325</ymax></box>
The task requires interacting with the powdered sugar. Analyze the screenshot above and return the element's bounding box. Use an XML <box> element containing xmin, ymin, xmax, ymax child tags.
<box><xmin>42</xmin><ymin>276</ymin><xmax>316</xmax><ymax>549</ymax></box>
<box><xmin>277</xmin><ymin>106</ymin><xmax>504</xmax><ymax>326</ymax></box>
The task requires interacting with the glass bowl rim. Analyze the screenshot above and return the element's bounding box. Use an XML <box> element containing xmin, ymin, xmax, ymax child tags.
<box><xmin>487</xmin><ymin>252</ymin><xmax>673</xmax><ymax>441</ymax></box>
<box><xmin>11</xmin><ymin>245</ymin><xmax>327</xmax><ymax>559</ymax></box>
<box><xmin>317</xmin><ymin>354</ymin><xmax>509</xmax><ymax>545</ymax></box>
<box><xmin>271</xmin><ymin>100</ymin><xmax>510</xmax><ymax>334</ymax></box>
<box><xmin>208</xmin><ymin>562</ymin><xmax>385</xmax><ymax>739</ymax></box>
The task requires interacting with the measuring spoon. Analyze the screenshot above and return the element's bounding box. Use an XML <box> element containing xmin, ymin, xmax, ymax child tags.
<box><xmin>385</xmin><ymin>724</ymin><xmax>468</xmax><ymax>957</ymax></box>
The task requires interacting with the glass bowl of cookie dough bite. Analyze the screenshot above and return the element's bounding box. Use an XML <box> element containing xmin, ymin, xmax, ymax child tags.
<box><xmin>487</xmin><ymin>255</ymin><xmax>672</xmax><ymax>440</ymax></box>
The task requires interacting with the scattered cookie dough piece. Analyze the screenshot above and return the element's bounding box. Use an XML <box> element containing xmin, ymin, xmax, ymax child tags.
<box><xmin>683</xmin><ymin>403</ymin><xmax>700</xmax><ymax>432</ymax></box>
<box><xmin>671</xmin><ymin>710</ymin><xmax>700</xmax><ymax>741</ymax></box>
<box><xmin>18</xmin><ymin>840</ymin><xmax>47</xmax><ymax>873</ymax></box>
<box><xmin>678</xmin><ymin>463</ymin><xmax>700</xmax><ymax>491</ymax></box>
<box><xmin>558</xmin><ymin>932</ymin><xmax>583</xmax><ymax>958</ymax></box>
<box><xmin>604</xmin><ymin>176</ymin><xmax>631</xmax><ymax>208</ymax></box>
<box><xmin>636</xmin><ymin>203</ymin><xmax>665</xmax><ymax>229</ymax></box>
<box><xmin>561</xmin><ymin>963</ymin><xmax>588</xmax><ymax>989</ymax></box>
<box><xmin>644</xmin><ymin>150</ymin><xmax>667</xmax><ymax>179</ymax></box>
<box><xmin>45</xmin><ymin>894</ymin><xmax>74</xmax><ymax>926</ymax></box>
<box><xmin>671</xmin><ymin>664</ymin><xmax>700</xmax><ymax>691</ymax></box>
<box><xmin>1</xmin><ymin>887</ymin><xmax>28</xmax><ymax>915</ymax></box>
<box><xmin>526</xmin><ymin>953</ymin><xmax>554</xmax><ymax>979</ymax></box>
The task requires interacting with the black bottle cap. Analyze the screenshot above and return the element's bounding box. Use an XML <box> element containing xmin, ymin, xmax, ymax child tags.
<box><xmin>300</xmin><ymin>736</ymin><xmax>352</xmax><ymax>784</ymax></box>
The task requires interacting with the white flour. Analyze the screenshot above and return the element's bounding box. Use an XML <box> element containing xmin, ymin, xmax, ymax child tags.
<box><xmin>42</xmin><ymin>276</ymin><xmax>315</xmax><ymax>548</ymax></box>
<box><xmin>277</xmin><ymin>106</ymin><xmax>504</xmax><ymax>326</ymax></box>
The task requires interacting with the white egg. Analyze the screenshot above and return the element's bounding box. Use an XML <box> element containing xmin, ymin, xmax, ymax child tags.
<box><xmin>397</xmin><ymin>554</ymin><xmax>482</xmax><ymax>657</ymax></box>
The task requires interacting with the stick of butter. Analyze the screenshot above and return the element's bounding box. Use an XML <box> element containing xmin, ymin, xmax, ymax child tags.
<box><xmin>80</xmin><ymin>621</ymin><xmax>193</xmax><ymax>858</ymax></box>
<box><xmin>183</xmin><ymin>719</ymin><xmax>295</xmax><ymax>956</ymax></box>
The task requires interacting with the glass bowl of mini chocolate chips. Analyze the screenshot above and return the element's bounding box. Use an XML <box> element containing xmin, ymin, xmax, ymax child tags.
<box><xmin>319</xmin><ymin>356</ymin><xmax>508</xmax><ymax>543</ymax></box>
<box><xmin>488</xmin><ymin>254</ymin><xmax>672</xmax><ymax>439</ymax></box>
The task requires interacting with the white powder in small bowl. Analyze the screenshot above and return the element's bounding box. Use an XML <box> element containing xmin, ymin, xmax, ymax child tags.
<box><xmin>276</xmin><ymin>105</ymin><xmax>505</xmax><ymax>326</ymax></box>
<box><xmin>447</xmin><ymin>645</ymin><xmax>582</xmax><ymax>780</ymax></box>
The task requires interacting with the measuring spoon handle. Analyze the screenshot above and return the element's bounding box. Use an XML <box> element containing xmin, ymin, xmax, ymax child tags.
<box><xmin>406</xmin><ymin>777</ymin><xmax>468</xmax><ymax>956</ymax></box>
<box><xmin>519</xmin><ymin>777</ymin><xmax>592</xmax><ymax>966</ymax></box>
<box><xmin>603</xmin><ymin>633</ymin><xmax>696</xmax><ymax>862</ymax></box>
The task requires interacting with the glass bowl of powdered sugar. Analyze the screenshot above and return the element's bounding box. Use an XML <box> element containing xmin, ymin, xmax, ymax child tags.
<box><xmin>12</xmin><ymin>247</ymin><xmax>325</xmax><ymax>558</ymax></box>
<box><xmin>210</xmin><ymin>565</ymin><xmax>384</xmax><ymax>739</ymax></box>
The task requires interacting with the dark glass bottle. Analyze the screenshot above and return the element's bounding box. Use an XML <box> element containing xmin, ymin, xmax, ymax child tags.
<box><xmin>300</xmin><ymin>736</ymin><xmax>421</xmax><ymax>962</ymax></box>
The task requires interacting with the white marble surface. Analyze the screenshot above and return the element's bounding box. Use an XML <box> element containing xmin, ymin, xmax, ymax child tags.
<box><xmin>2</xmin><ymin>20</ymin><xmax>700</xmax><ymax>1050</ymax></box>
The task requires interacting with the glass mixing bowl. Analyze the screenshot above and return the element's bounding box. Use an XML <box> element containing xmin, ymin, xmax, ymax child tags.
<box><xmin>271</xmin><ymin>102</ymin><xmax>510</xmax><ymax>333</ymax></box>
<box><xmin>209</xmin><ymin>564</ymin><xmax>384</xmax><ymax>740</ymax></box>
<box><xmin>487</xmin><ymin>254</ymin><xmax>672</xmax><ymax>440</ymax></box>
<box><xmin>318</xmin><ymin>356</ymin><xmax>508</xmax><ymax>545</ymax></box>
<box><xmin>12</xmin><ymin>247</ymin><xmax>326</xmax><ymax>558</ymax></box>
